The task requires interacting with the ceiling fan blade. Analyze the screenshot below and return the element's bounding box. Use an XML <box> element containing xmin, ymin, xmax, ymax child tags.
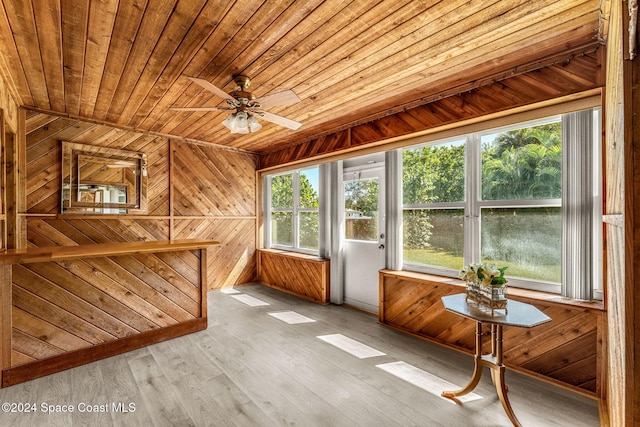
<box><xmin>255</xmin><ymin>90</ymin><xmax>300</xmax><ymax>109</ymax></box>
<box><xmin>259</xmin><ymin>111</ymin><xmax>302</xmax><ymax>130</ymax></box>
<box><xmin>186</xmin><ymin>76</ymin><xmax>233</xmax><ymax>100</ymax></box>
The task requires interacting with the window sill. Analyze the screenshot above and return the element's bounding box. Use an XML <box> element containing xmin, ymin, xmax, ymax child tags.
<box><xmin>380</xmin><ymin>269</ymin><xmax>605</xmax><ymax>312</ymax></box>
<box><xmin>258</xmin><ymin>248</ymin><xmax>327</xmax><ymax>262</ymax></box>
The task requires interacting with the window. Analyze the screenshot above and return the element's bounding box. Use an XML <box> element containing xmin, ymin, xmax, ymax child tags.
<box><xmin>267</xmin><ymin>167</ymin><xmax>320</xmax><ymax>254</ymax></box>
<box><xmin>402</xmin><ymin>110</ymin><xmax>601</xmax><ymax>297</ymax></box>
<box><xmin>402</xmin><ymin>138</ymin><xmax>466</xmax><ymax>270</ymax></box>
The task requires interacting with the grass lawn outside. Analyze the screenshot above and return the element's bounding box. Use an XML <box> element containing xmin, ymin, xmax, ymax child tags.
<box><xmin>403</xmin><ymin>248</ymin><xmax>561</xmax><ymax>283</ymax></box>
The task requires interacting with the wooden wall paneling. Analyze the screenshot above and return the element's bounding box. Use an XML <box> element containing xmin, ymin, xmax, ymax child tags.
<box><xmin>0</xmin><ymin>266</ymin><xmax>11</xmax><ymax>375</ymax></box>
<box><xmin>604</xmin><ymin>0</ymin><xmax>631</xmax><ymax>425</ymax></box>
<box><xmin>126</xmin><ymin>253</ymin><xmax>200</xmax><ymax>315</ymax></box>
<box><xmin>3</xmin><ymin>316</ymin><xmax>206</xmax><ymax>387</ymax></box>
<box><xmin>12</xmin><ymin>329</ymin><xmax>65</xmax><ymax>362</ymax></box>
<box><xmin>25</xmin><ymin>218</ymin><xmax>171</xmax><ymax>248</ymax></box>
<box><xmin>1</xmin><ymin>109</ymin><xmax>6</xmax><ymax>248</ymax></box>
<box><xmin>25</xmin><ymin>113</ymin><xmax>170</xmax><ymax>216</ymax></box>
<box><xmin>171</xmin><ymin>140</ymin><xmax>256</xmax><ymax>217</ymax></box>
<box><xmin>379</xmin><ymin>270</ymin><xmax>604</xmax><ymax>397</ymax></box>
<box><xmin>71</xmin><ymin>256</ymin><xmax>194</xmax><ymax>322</ymax></box>
<box><xmin>257</xmin><ymin>249</ymin><xmax>329</xmax><ymax>304</ymax></box>
<box><xmin>259</xmin><ymin>131</ymin><xmax>350</xmax><ymax>170</ymax></box>
<box><xmin>13</xmin><ymin>264</ymin><xmax>140</xmax><ymax>339</ymax></box>
<box><xmin>169</xmin><ymin>139</ymin><xmax>175</xmax><ymax>238</ymax></box>
<box><xmin>17</xmin><ymin>261</ymin><xmax>161</xmax><ymax>332</ymax></box>
<box><xmin>134</xmin><ymin>136</ymin><xmax>170</xmax><ymax>216</ymax></box>
<box><xmin>11</xmin><ymin>285</ymin><xmax>116</xmax><ymax>345</ymax></box>
<box><xmin>4</xmin><ymin>241</ymin><xmax>211</xmax><ymax>386</ymax></box>
<box><xmin>200</xmin><ymin>247</ymin><xmax>208</xmax><ymax>318</ymax></box>
<box><xmin>154</xmin><ymin>250</ymin><xmax>200</xmax><ymax>289</ymax></box>
<box><xmin>173</xmin><ymin>218</ymin><xmax>255</xmax><ymax>289</ymax></box>
<box><xmin>5</xmin><ymin>108</ymin><xmax>25</xmax><ymax>249</ymax></box>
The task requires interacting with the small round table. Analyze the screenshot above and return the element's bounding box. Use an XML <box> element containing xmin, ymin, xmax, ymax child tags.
<box><xmin>440</xmin><ymin>293</ymin><xmax>551</xmax><ymax>427</ymax></box>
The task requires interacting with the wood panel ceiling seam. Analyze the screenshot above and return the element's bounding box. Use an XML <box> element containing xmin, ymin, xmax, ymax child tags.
<box><xmin>78</xmin><ymin>0</ymin><xmax>119</xmax><ymax>118</ymax></box>
<box><xmin>0</xmin><ymin>2</ymin><xmax>32</xmax><ymax>104</ymax></box>
<box><xmin>88</xmin><ymin>0</ymin><xmax>149</xmax><ymax>119</ymax></box>
<box><xmin>59</xmin><ymin>0</ymin><xmax>89</xmax><ymax>117</ymax></box>
<box><xmin>101</xmin><ymin>0</ymin><xmax>179</xmax><ymax>123</ymax></box>
<box><xmin>117</xmin><ymin>0</ymin><xmax>215</xmax><ymax>127</ymax></box>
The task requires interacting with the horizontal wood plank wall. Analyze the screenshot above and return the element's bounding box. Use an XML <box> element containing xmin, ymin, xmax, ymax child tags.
<box><xmin>259</xmin><ymin>50</ymin><xmax>602</xmax><ymax>169</ymax></box>
<box><xmin>379</xmin><ymin>270</ymin><xmax>604</xmax><ymax>398</ymax></box>
<box><xmin>24</xmin><ymin>111</ymin><xmax>257</xmax><ymax>289</ymax></box>
<box><xmin>257</xmin><ymin>249</ymin><xmax>329</xmax><ymax>304</ymax></box>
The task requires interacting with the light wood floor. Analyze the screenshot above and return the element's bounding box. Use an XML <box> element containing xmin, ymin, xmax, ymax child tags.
<box><xmin>0</xmin><ymin>284</ymin><xmax>600</xmax><ymax>427</ymax></box>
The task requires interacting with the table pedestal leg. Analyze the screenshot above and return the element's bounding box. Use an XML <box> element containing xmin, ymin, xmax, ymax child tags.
<box><xmin>441</xmin><ymin>322</ymin><xmax>522</xmax><ymax>427</ymax></box>
<box><xmin>442</xmin><ymin>322</ymin><xmax>483</xmax><ymax>398</ymax></box>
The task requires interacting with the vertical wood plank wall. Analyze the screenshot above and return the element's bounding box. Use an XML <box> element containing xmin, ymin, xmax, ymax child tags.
<box><xmin>24</xmin><ymin>111</ymin><xmax>257</xmax><ymax>288</ymax></box>
<box><xmin>604</xmin><ymin>1</ymin><xmax>631</xmax><ymax>425</ymax></box>
<box><xmin>379</xmin><ymin>270</ymin><xmax>605</xmax><ymax>398</ymax></box>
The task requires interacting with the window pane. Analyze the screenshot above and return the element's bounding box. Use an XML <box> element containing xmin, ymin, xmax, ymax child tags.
<box><xmin>271</xmin><ymin>174</ymin><xmax>293</xmax><ymax>208</ymax></box>
<box><xmin>271</xmin><ymin>212</ymin><xmax>292</xmax><ymax>246</ymax></box>
<box><xmin>481</xmin><ymin>207</ymin><xmax>561</xmax><ymax>283</ymax></box>
<box><xmin>403</xmin><ymin>140</ymin><xmax>465</xmax><ymax>204</ymax></box>
<box><xmin>403</xmin><ymin>208</ymin><xmax>464</xmax><ymax>270</ymax></box>
<box><xmin>344</xmin><ymin>178</ymin><xmax>378</xmax><ymax>241</ymax></box>
<box><xmin>299</xmin><ymin>168</ymin><xmax>319</xmax><ymax>208</ymax></box>
<box><xmin>481</xmin><ymin>121</ymin><xmax>562</xmax><ymax>200</ymax></box>
<box><xmin>299</xmin><ymin>211</ymin><xmax>319</xmax><ymax>250</ymax></box>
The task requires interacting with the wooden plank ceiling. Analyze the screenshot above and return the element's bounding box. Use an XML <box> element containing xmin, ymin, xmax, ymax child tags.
<box><xmin>0</xmin><ymin>0</ymin><xmax>607</xmax><ymax>155</ymax></box>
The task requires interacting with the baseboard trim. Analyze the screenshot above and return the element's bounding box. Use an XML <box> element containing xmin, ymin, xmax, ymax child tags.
<box><xmin>2</xmin><ymin>317</ymin><xmax>207</xmax><ymax>387</ymax></box>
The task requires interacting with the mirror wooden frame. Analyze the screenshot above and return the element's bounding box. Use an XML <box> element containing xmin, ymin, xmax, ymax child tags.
<box><xmin>61</xmin><ymin>141</ymin><xmax>148</xmax><ymax>214</ymax></box>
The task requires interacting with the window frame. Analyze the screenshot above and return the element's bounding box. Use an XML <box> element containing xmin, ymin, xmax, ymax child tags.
<box><xmin>266</xmin><ymin>167</ymin><xmax>320</xmax><ymax>255</ymax></box>
<box><xmin>401</xmin><ymin>112</ymin><xmax>601</xmax><ymax>297</ymax></box>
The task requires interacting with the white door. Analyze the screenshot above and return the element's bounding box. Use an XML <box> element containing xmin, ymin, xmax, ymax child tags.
<box><xmin>343</xmin><ymin>166</ymin><xmax>385</xmax><ymax>313</ymax></box>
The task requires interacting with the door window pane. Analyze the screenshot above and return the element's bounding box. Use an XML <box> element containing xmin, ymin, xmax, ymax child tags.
<box><xmin>403</xmin><ymin>140</ymin><xmax>465</xmax><ymax>204</ymax></box>
<box><xmin>481</xmin><ymin>122</ymin><xmax>562</xmax><ymax>201</ymax></box>
<box><xmin>403</xmin><ymin>208</ymin><xmax>464</xmax><ymax>270</ymax></box>
<box><xmin>344</xmin><ymin>178</ymin><xmax>378</xmax><ymax>241</ymax></box>
<box><xmin>481</xmin><ymin>207</ymin><xmax>561</xmax><ymax>283</ymax></box>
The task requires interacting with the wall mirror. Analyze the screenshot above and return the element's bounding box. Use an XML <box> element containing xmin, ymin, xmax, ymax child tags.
<box><xmin>61</xmin><ymin>141</ymin><xmax>147</xmax><ymax>214</ymax></box>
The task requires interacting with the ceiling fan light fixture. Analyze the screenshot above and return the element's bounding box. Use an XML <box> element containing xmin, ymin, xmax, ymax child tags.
<box><xmin>222</xmin><ymin>113</ymin><xmax>238</xmax><ymax>132</ymax></box>
<box><xmin>222</xmin><ymin>111</ymin><xmax>248</xmax><ymax>134</ymax></box>
<box><xmin>223</xmin><ymin>111</ymin><xmax>262</xmax><ymax>134</ymax></box>
<box><xmin>248</xmin><ymin>114</ymin><xmax>262</xmax><ymax>132</ymax></box>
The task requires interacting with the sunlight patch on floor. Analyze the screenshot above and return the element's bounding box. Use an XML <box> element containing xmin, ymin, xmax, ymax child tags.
<box><xmin>317</xmin><ymin>334</ymin><xmax>386</xmax><ymax>359</ymax></box>
<box><xmin>376</xmin><ymin>361</ymin><xmax>483</xmax><ymax>403</ymax></box>
<box><xmin>230</xmin><ymin>294</ymin><xmax>270</xmax><ymax>306</ymax></box>
<box><xmin>268</xmin><ymin>311</ymin><xmax>316</xmax><ymax>324</ymax></box>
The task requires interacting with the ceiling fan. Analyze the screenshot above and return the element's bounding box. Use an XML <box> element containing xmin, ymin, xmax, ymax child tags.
<box><xmin>172</xmin><ymin>75</ymin><xmax>302</xmax><ymax>134</ymax></box>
